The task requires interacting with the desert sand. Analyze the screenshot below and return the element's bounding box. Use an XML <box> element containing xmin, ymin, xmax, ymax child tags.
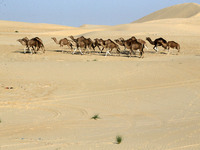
<box><xmin>0</xmin><ymin>3</ymin><xmax>200</xmax><ymax>150</ymax></box>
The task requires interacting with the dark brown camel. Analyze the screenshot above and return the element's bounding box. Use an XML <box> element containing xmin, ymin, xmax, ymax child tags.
<box><xmin>115</xmin><ymin>36</ymin><xmax>148</xmax><ymax>51</ymax></box>
<box><xmin>27</xmin><ymin>37</ymin><xmax>45</xmax><ymax>54</ymax></box>
<box><xmin>80</xmin><ymin>36</ymin><xmax>95</xmax><ymax>52</ymax></box>
<box><xmin>167</xmin><ymin>41</ymin><xmax>180</xmax><ymax>54</ymax></box>
<box><xmin>94</xmin><ymin>38</ymin><xmax>103</xmax><ymax>51</ymax></box>
<box><xmin>146</xmin><ymin>37</ymin><xmax>167</xmax><ymax>52</ymax></box>
<box><xmin>69</xmin><ymin>36</ymin><xmax>86</xmax><ymax>54</ymax></box>
<box><xmin>128</xmin><ymin>36</ymin><xmax>148</xmax><ymax>50</ymax></box>
<box><xmin>120</xmin><ymin>38</ymin><xmax>144</xmax><ymax>58</ymax></box>
<box><xmin>51</xmin><ymin>37</ymin><xmax>73</xmax><ymax>52</ymax></box>
<box><xmin>94</xmin><ymin>38</ymin><xmax>107</xmax><ymax>53</ymax></box>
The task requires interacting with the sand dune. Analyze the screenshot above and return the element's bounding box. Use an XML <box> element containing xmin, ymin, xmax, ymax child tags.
<box><xmin>1</xmin><ymin>3</ymin><xmax>200</xmax><ymax>150</ymax></box>
<box><xmin>133</xmin><ymin>3</ymin><xmax>200</xmax><ymax>23</ymax></box>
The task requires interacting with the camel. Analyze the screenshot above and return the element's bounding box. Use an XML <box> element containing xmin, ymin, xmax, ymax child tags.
<box><xmin>94</xmin><ymin>38</ymin><xmax>102</xmax><ymax>51</ymax></box>
<box><xmin>69</xmin><ymin>36</ymin><xmax>86</xmax><ymax>55</ymax></box>
<box><xmin>104</xmin><ymin>39</ymin><xmax>120</xmax><ymax>57</ymax></box>
<box><xmin>167</xmin><ymin>41</ymin><xmax>180</xmax><ymax>54</ymax></box>
<box><xmin>137</xmin><ymin>39</ymin><xmax>148</xmax><ymax>50</ymax></box>
<box><xmin>17</xmin><ymin>37</ymin><xmax>29</xmax><ymax>53</ymax></box>
<box><xmin>92</xmin><ymin>38</ymin><xmax>120</xmax><ymax>56</ymax></box>
<box><xmin>128</xmin><ymin>36</ymin><xmax>148</xmax><ymax>50</ymax></box>
<box><xmin>51</xmin><ymin>37</ymin><xmax>73</xmax><ymax>52</ymax></box>
<box><xmin>114</xmin><ymin>39</ymin><xmax>126</xmax><ymax>50</ymax></box>
<box><xmin>94</xmin><ymin>38</ymin><xmax>107</xmax><ymax>53</ymax></box>
<box><xmin>80</xmin><ymin>36</ymin><xmax>95</xmax><ymax>52</ymax></box>
<box><xmin>27</xmin><ymin>37</ymin><xmax>45</xmax><ymax>54</ymax></box>
<box><xmin>17</xmin><ymin>37</ymin><xmax>45</xmax><ymax>54</ymax></box>
<box><xmin>115</xmin><ymin>36</ymin><xmax>148</xmax><ymax>51</ymax></box>
<box><xmin>146</xmin><ymin>37</ymin><xmax>167</xmax><ymax>52</ymax></box>
<box><xmin>69</xmin><ymin>36</ymin><xmax>96</xmax><ymax>54</ymax></box>
<box><xmin>130</xmin><ymin>40</ymin><xmax>144</xmax><ymax>58</ymax></box>
<box><xmin>120</xmin><ymin>38</ymin><xmax>144</xmax><ymax>58</ymax></box>
<box><xmin>34</xmin><ymin>37</ymin><xmax>45</xmax><ymax>53</ymax></box>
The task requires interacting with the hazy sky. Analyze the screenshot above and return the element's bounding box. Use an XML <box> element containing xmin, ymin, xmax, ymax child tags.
<box><xmin>0</xmin><ymin>0</ymin><xmax>199</xmax><ymax>27</ymax></box>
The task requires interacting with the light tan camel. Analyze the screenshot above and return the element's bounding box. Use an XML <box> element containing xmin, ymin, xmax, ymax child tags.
<box><xmin>17</xmin><ymin>37</ymin><xmax>29</xmax><ymax>53</ymax></box>
<box><xmin>167</xmin><ymin>41</ymin><xmax>180</xmax><ymax>54</ymax></box>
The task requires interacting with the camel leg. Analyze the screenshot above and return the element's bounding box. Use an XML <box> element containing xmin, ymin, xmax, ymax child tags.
<box><xmin>154</xmin><ymin>46</ymin><xmax>159</xmax><ymax>53</ymax></box>
<box><xmin>145</xmin><ymin>45</ymin><xmax>148</xmax><ymax>50</ymax></box>
<box><xmin>139</xmin><ymin>48</ymin><xmax>144</xmax><ymax>58</ymax></box>
<box><xmin>27</xmin><ymin>47</ymin><xmax>32</xmax><ymax>54</ymax></box>
<box><xmin>79</xmin><ymin>47</ymin><xmax>83</xmax><ymax>55</ymax></box>
<box><xmin>105</xmin><ymin>50</ymin><xmax>111</xmax><ymax>57</ymax></box>
<box><xmin>167</xmin><ymin>48</ymin><xmax>170</xmax><ymax>55</ymax></box>
<box><xmin>101</xmin><ymin>47</ymin><xmax>104</xmax><ymax>53</ymax></box>
<box><xmin>24</xmin><ymin>47</ymin><xmax>27</xmax><ymax>54</ymax></box>
<box><xmin>60</xmin><ymin>45</ymin><xmax>64</xmax><ymax>53</ymax></box>
<box><xmin>117</xmin><ymin>49</ymin><xmax>120</xmax><ymax>56</ymax></box>
<box><xmin>129</xmin><ymin>50</ymin><xmax>133</xmax><ymax>58</ymax></box>
<box><xmin>73</xmin><ymin>48</ymin><xmax>77</xmax><ymax>54</ymax></box>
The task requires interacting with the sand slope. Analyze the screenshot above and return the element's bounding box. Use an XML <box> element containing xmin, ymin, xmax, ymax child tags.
<box><xmin>133</xmin><ymin>3</ymin><xmax>200</xmax><ymax>23</ymax></box>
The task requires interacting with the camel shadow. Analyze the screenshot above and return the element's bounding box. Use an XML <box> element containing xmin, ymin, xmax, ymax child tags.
<box><xmin>13</xmin><ymin>49</ymin><xmax>31</xmax><ymax>54</ymax></box>
<box><xmin>160</xmin><ymin>52</ymin><xmax>168</xmax><ymax>55</ymax></box>
<box><xmin>145</xmin><ymin>51</ymin><xmax>156</xmax><ymax>54</ymax></box>
<box><xmin>52</xmin><ymin>50</ymin><xmax>73</xmax><ymax>54</ymax></box>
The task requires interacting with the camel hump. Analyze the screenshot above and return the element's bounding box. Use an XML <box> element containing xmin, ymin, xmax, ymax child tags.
<box><xmin>159</xmin><ymin>37</ymin><xmax>167</xmax><ymax>43</ymax></box>
<box><xmin>33</xmin><ymin>37</ymin><xmax>43</xmax><ymax>43</ymax></box>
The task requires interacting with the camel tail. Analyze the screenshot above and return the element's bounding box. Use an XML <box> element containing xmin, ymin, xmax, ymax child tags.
<box><xmin>146</xmin><ymin>37</ymin><xmax>154</xmax><ymax>45</ymax></box>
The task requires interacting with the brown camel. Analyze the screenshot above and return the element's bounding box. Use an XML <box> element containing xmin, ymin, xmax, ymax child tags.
<box><xmin>120</xmin><ymin>38</ymin><xmax>144</xmax><ymax>58</ymax></box>
<box><xmin>69</xmin><ymin>36</ymin><xmax>86</xmax><ymax>54</ymax></box>
<box><xmin>27</xmin><ymin>37</ymin><xmax>45</xmax><ymax>54</ymax></box>
<box><xmin>17</xmin><ymin>37</ymin><xmax>29</xmax><ymax>53</ymax></box>
<box><xmin>94</xmin><ymin>38</ymin><xmax>103</xmax><ymax>51</ymax></box>
<box><xmin>80</xmin><ymin>36</ymin><xmax>95</xmax><ymax>52</ymax></box>
<box><xmin>146</xmin><ymin>37</ymin><xmax>167</xmax><ymax>52</ymax></box>
<box><xmin>167</xmin><ymin>41</ymin><xmax>180</xmax><ymax>54</ymax></box>
<box><xmin>128</xmin><ymin>36</ymin><xmax>148</xmax><ymax>50</ymax></box>
<box><xmin>115</xmin><ymin>36</ymin><xmax>147</xmax><ymax>51</ymax></box>
<box><xmin>94</xmin><ymin>38</ymin><xmax>107</xmax><ymax>53</ymax></box>
<box><xmin>137</xmin><ymin>39</ymin><xmax>148</xmax><ymax>50</ymax></box>
<box><xmin>51</xmin><ymin>37</ymin><xmax>73</xmax><ymax>52</ymax></box>
<box><xmin>104</xmin><ymin>39</ymin><xmax>120</xmax><ymax>57</ymax></box>
<box><xmin>114</xmin><ymin>39</ymin><xmax>126</xmax><ymax>50</ymax></box>
<box><xmin>69</xmin><ymin>36</ymin><xmax>95</xmax><ymax>54</ymax></box>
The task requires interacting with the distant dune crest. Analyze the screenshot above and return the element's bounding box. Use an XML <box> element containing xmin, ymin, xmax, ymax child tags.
<box><xmin>133</xmin><ymin>3</ymin><xmax>200</xmax><ymax>23</ymax></box>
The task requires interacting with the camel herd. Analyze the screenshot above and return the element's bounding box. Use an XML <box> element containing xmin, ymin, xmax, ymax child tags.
<box><xmin>17</xmin><ymin>36</ymin><xmax>180</xmax><ymax>58</ymax></box>
<box><xmin>17</xmin><ymin>37</ymin><xmax>45</xmax><ymax>54</ymax></box>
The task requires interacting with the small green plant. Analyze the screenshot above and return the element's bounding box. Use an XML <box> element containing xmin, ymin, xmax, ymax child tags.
<box><xmin>93</xmin><ymin>59</ymin><xmax>97</xmax><ymax>61</ymax></box>
<box><xmin>91</xmin><ymin>114</ymin><xmax>100</xmax><ymax>120</ymax></box>
<box><xmin>0</xmin><ymin>119</ymin><xmax>1</xmax><ymax>123</ymax></box>
<box><xmin>116</xmin><ymin>135</ymin><xmax>122</xmax><ymax>144</ymax></box>
<box><xmin>15</xmin><ymin>30</ymin><xmax>19</xmax><ymax>33</ymax></box>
